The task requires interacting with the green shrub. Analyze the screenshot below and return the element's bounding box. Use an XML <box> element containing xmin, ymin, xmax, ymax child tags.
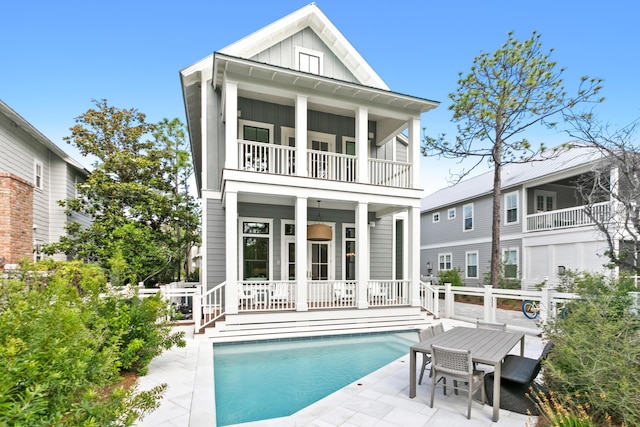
<box><xmin>0</xmin><ymin>261</ymin><xmax>172</xmax><ymax>426</ymax></box>
<box><xmin>542</xmin><ymin>273</ymin><xmax>640</xmax><ymax>426</ymax></box>
<box><xmin>437</xmin><ymin>268</ymin><xmax>464</xmax><ymax>286</ymax></box>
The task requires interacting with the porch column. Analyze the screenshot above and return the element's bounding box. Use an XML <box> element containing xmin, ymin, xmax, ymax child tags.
<box><xmin>225</xmin><ymin>191</ymin><xmax>239</xmax><ymax>314</ymax></box>
<box><xmin>295</xmin><ymin>95</ymin><xmax>308</xmax><ymax>177</ymax></box>
<box><xmin>224</xmin><ymin>80</ymin><xmax>238</xmax><ymax>170</ymax></box>
<box><xmin>356</xmin><ymin>202</ymin><xmax>369</xmax><ymax>309</ymax></box>
<box><xmin>408</xmin><ymin>205</ymin><xmax>421</xmax><ymax>306</ymax></box>
<box><xmin>295</xmin><ymin>196</ymin><xmax>309</xmax><ymax>311</ymax></box>
<box><xmin>408</xmin><ymin>117</ymin><xmax>420</xmax><ymax>189</ymax></box>
<box><xmin>356</xmin><ymin>107</ymin><xmax>369</xmax><ymax>184</ymax></box>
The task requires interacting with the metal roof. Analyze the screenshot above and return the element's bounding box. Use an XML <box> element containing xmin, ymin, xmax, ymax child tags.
<box><xmin>421</xmin><ymin>146</ymin><xmax>604</xmax><ymax>212</ymax></box>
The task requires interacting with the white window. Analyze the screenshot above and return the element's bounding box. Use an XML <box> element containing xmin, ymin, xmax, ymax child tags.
<box><xmin>432</xmin><ymin>212</ymin><xmax>440</xmax><ymax>223</ymax></box>
<box><xmin>295</xmin><ymin>47</ymin><xmax>323</xmax><ymax>75</ymax></box>
<box><xmin>34</xmin><ymin>160</ymin><xmax>43</xmax><ymax>190</ymax></box>
<box><xmin>465</xmin><ymin>251</ymin><xmax>478</xmax><ymax>279</ymax></box>
<box><xmin>438</xmin><ymin>253</ymin><xmax>452</xmax><ymax>271</ymax></box>
<box><xmin>534</xmin><ymin>190</ymin><xmax>556</xmax><ymax>212</ymax></box>
<box><xmin>505</xmin><ymin>191</ymin><xmax>519</xmax><ymax>224</ymax></box>
<box><xmin>463</xmin><ymin>203</ymin><xmax>474</xmax><ymax>231</ymax></box>
<box><xmin>239</xmin><ymin>218</ymin><xmax>273</xmax><ymax>280</ymax></box>
<box><xmin>343</xmin><ymin>224</ymin><xmax>356</xmax><ymax>280</ymax></box>
<box><xmin>503</xmin><ymin>248</ymin><xmax>519</xmax><ymax>278</ymax></box>
<box><xmin>447</xmin><ymin>208</ymin><xmax>456</xmax><ymax>219</ymax></box>
<box><xmin>238</xmin><ymin>119</ymin><xmax>274</xmax><ymax>143</ymax></box>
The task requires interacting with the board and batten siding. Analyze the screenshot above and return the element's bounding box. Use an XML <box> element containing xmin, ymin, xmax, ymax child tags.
<box><xmin>369</xmin><ymin>216</ymin><xmax>393</xmax><ymax>280</ymax></box>
<box><xmin>206</xmin><ymin>198</ymin><xmax>226</xmax><ymax>289</ymax></box>
<box><xmin>251</xmin><ymin>27</ymin><xmax>358</xmax><ymax>84</ymax></box>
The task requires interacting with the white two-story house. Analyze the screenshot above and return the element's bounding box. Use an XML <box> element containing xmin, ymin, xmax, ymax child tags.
<box><xmin>0</xmin><ymin>99</ymin><xmax>90</xmax><ymax>268</ymax></box>
<box><xmin>180</xmin><ymin>4</ymin><xmax>439</xmax><ymax>335</ymax></box>
<box><xmin>421</xmin><ymin>146</ymin><xmax>612</xmax><ymax>288</ymax></box>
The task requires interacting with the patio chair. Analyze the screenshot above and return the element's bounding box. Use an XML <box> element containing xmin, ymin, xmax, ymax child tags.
<box><xmin>432</xmin><ymin>322</ymin><xmax>445</xmax><ymax>335</ymax></box>
<box><xmin>270</xmin><ymin>283</ymin><xmax>289</xmax><ymax>305</ymax></box>
<box><xmin>476</xmin><ymin>320</ymin><xmax>507</xmax><ymax>331</ymax></box>
<box><xmin>333</xmin><ymin>282</ymin><xmax>354</xmax><ymax>303</ymax></box>
<box><xmin>430</xmin><ymin>344</ymin><xmax>486</xmax><ymax>419</ymax></box>
<box><xmin>417</xmin><ymin>327</ymin><xmax>435</xmax><ymax>385</ymax></box>
<box><xmin>368</xmin><ymin>282</ymin><xmax>387</xmax><ymax>303</ymax></box>
<box><xmin>238</xmin><ymin>285</ymin><xmax>255</xmax><ymax>308</ymax></box>
<box><xmin>501</xmin><ymin>341</ymin><xmax>555</xmax><ymax>384</ymax></box>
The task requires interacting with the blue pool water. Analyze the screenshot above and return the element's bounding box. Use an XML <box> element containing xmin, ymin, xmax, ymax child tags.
<box><xmin>213</xmin><ymin>330</ymin><xmax>419</xmax><ymax>426</ymax></box>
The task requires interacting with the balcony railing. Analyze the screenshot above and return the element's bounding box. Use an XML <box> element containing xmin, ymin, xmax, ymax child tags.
<box><xmin>526</xmin><ymin>201</ymin><xmax>609</xmax><ymax>232</ymax></box>
<box><xmin>237</xmin><ymin>140</ymin><xmax>412</xmax><ymax>188</ymax></box>
<box><xmin>369</xmin><ymin>158</ymin><xmax>412</xmax><ymax>188</ymax></box>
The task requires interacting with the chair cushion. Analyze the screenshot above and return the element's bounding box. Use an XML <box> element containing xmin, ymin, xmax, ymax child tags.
<box><xmin>500</xmin><ymin>355</ymin><xmax>541</xmax><ymax>384</ymax></box>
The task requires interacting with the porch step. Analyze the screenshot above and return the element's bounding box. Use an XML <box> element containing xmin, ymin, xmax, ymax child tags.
<box><xmin>202</xmin><ymin>307</ymin><xmax>434</xmax><ymax>342</ymax></box>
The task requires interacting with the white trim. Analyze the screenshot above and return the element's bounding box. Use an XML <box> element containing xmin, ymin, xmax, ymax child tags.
<box><xmin>238</xmin><ymin>217</ymin><xmax>274</xmax><ymax>280</ymax></box>
<box><xmin>341</xmin><ymin>136</ymin><xmax>356</xmax><ymax>155</ymax></box>
<box><xmin>447</xmin><ymin>207</ymin><xmax>456</xmax><ymax>220</ymax></box>
<box><xmin>465</xmin><ymin>250</ymin><xmax>479</xmax><ymax>279</ymax></box>
<box><xmin>342</xmin><ymin>223</ymin><xmax>356</xmax><ymax>280</ymax></box>
<box><xmin>34</xmin><ymin>159</ymin><xmax>43</xmax><ymax>190</ymax></box>
<box><xmin>420</xmin><ymin>232</ymin><xmax>523</xmax><ymax>250</ymax></box>
<box><xmin>438</xmin><ymin>252</ymin><xmax>452</xmax><ymax>271</ymax></box>
<box><xmin>533</xmin><ymin>189</ymin><xmax>557</xmax><ymax>212</ymax></box>
<box><xmin>504</xmin><ymin>190</ymin><xmax>519</xmax><ymax>224</ymax></box>
<box><xmin>280</xmin><ymin>219</ymin><xmax>296</xmax><ymax>280</ymax></box>
<box><xmin>502</xmin><ymin>247</ymin><xmax>520</xmax><ymax>279</ymax></box>
<box><xmin>308</xmin><ymin>130</ymin><xmax>336</xmax><ymax>152</ymax></box>
<box><xmin>238</xmin><ymin>119</ymin><xmax>275</xmax><ymax>143</ymax></box>
<box><xmin>294</xmin><ymin>46</ymin><xmax>324</xmax><ymax>75</ymax></box>
<box><xmin>432</xmin><ymin>212</ymin><xmax>440</xmax><ymax>223</ymax></box>
<box><xmin>463</xmin><ymin>203</ymin><xmax>474</xmax><ymax>232</ymax></box>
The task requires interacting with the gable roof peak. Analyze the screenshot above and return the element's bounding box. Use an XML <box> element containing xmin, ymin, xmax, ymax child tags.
<box><xmin>219</xmin><ymin>3</ymin><xmax>389</xmax><ymax>90</ymax></box>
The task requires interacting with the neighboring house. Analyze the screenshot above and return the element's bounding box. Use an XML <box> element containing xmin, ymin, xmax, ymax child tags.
<box><xmin>420</xmin><ymin>146</ymin><xmax>611</xmax><ymax>288</ymax></box>
<box><xmin>180</xmin><ymin>4</ymin><xmax>438</xmax><ymax>333</ymax></box>
<box><xmin>0</xmin><ymin>99</ymin><xmax>90</xmax><ymax>267</ymax></box>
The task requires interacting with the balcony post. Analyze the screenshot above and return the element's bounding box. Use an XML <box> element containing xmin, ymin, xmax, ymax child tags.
<box><xmin>295</xmin><ymin>196</ymin><xmax>309</xmax><ymax>311</ymax></box>
<box><xmin>223</xmin><ymin>80</ymin><xmax>238</xmax><ymax>170</ymax></box>
<box><xmin>356</xmin><ymin>107</ymin><xmax>368</xmax><ymax>184</ymax></box>
<box><xmin>408</xmin><ymin>206</ymin><xmax>421</xmax><ymax>307</ymax></box>
<box><xmin>225</xmin><ymin>191</ymin><xmax>239</xmax><ymax>314</ymax></box>
<box><xmin>356</xmin><ymin>202</ymin><xmax>369</xmax><ymax>308</ymax></box>
<box><xmin>295</xmin><ymin>95</ymin><xmax>308</xmax><ymax>177</ymax></box>
<box><xmin>408</xmin><ymin>117</ymin><xmax>420</xmax><ymax>189</ymax></box>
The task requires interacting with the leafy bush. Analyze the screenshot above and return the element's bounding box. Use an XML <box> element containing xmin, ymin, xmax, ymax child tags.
<box><xmin>0</xmin><ymin>260</ymin><xmax>177</xmax><ymax>426</ymax></box>
<box><xmin>541</xmin><ymin>273</ymin><xmax>640</xmax><ymax>426</ymax></box>
<box><xmin>437</xmin><ymin>268</ymin><xmax>464</xmax><ymax>286</ymax></box>
<box><xmin>99</xmin><ymin>290</ymin><xmax>185</xmax><ymax>375</ymax></box>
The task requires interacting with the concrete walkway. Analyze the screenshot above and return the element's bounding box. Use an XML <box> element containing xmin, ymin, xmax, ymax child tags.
<box><xmin>134</xmin><ymin>304</ymin><xmax>542</xmax><ymax>427</ymax></box>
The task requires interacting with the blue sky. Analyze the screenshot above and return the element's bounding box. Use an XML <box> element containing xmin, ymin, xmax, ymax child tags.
<box><xmin>2</xmin><ymin>0</ymin><xmax>638</xmax><ymax>195</ymax></box>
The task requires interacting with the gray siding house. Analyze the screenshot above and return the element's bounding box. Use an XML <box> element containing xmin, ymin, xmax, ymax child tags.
<box><xmin>421</xmin><ymin>147</ymin><xmax>611</xmax><ymax>288</ymax></box>
<box><xmin>180</xmin><ymin>4</ymin><xmax>439</xmax><ymax>333</ymax></box>
<box><xmin>0</xmin><ymin>100</ymin><xmax>89</xmax><ymax>267</ymax></box>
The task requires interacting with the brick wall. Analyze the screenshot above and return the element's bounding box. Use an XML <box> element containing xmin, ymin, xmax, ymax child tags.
<box><xmin>0</xmin><ymin>172</ymin><xmax>34</xmax><ymax>266</ymax></box>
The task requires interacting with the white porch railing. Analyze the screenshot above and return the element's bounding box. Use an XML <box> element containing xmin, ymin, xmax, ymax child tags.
<box><xmin>238</xmin><ymin>280</ymin><xmax>296</xmax><ymax>312</ymax></box>
<box><xmin>368</xmin><ymin>158</ymin><xmax>412</xmax><ymax>188</ymax></box>
<box><xmin>307</xmin><ymin>280</ymin><xmax>358</xmax><ymax>309</ymax></box>
<box><xmin>419</xmin><ymin>281</ymin><xmax>439</xmax><ymax>316</ymax></box>
<box><xmin>238</xmin><ymin>140</ymin><xmax>296</xmax><ymax>175</ymax></box>
<box><xmin>367</xmin><ymin>280</ymin><xmax>410</xmax><ymax>307</ymax></box>
<box><xmin>307</xmin><ymin>151</ymin><xmax>357</xmax><ymax>182</ymax></box>
<box><xmin>526</xmin><ymin>201</ymin><xmax>609</xmax><ymax>232</ymax></box>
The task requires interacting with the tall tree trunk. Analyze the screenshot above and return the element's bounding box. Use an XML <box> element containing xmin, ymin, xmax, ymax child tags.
<box><xmin>490</xmin><ymin>140</ymin><xmax>503</xmax><ymax>288</ymax></box>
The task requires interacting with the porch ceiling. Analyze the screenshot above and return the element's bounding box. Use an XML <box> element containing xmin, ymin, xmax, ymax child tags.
<box><xmin>236</xmin><ymin>192</ymin><xmax>405</xmax><ymax>217</ymax></box>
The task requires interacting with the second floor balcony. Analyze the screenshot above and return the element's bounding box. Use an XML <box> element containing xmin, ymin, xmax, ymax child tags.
<box><xmin>238</xmin><ymin>139</ymin><xmax>413</xmax><ymax>188</ymax></box>
<box><xmin>526</xmin><ymin>201</ymin><xmax>610</xmax><ymax>232</ymax></box>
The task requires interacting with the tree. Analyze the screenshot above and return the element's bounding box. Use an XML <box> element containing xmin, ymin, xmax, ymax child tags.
<box><xmin>567</xmin><ymin>115</ymin><xmax>640</xmax><ymax>273</ymax></box>
<box><xmin>44</xmin><ymin>100</ymin><xmax>200</xmax><ymax>285</ymax></box>
<box><xmin>422</xmin><ymin>31</ymin><xmax>603</xmax><ymax>287</ymax></box>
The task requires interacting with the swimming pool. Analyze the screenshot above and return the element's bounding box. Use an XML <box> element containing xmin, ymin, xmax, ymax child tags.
<box><xmin>213</xmin><ymin>330</ymin><xmax>419</xmax><ymax>426</ymax></box>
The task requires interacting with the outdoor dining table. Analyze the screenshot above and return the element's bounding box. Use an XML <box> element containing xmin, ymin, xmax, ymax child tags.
<box><xmin>409</xmin><ymin>326</ymin><xmax>525</xmax><ymax>422</ymax></box>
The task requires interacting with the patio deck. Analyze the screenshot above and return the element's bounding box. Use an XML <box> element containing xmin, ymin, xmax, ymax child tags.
<box><xmin>134</xmin><ymin>304</ymin><xmax>542</xmax><ymax>427</ymax></box>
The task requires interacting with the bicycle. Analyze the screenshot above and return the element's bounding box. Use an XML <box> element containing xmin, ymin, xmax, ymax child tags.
<box><xmin>522</xmin><ymin>300</ymin><xmax>568</xmax><ymax>320</ymax></box>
